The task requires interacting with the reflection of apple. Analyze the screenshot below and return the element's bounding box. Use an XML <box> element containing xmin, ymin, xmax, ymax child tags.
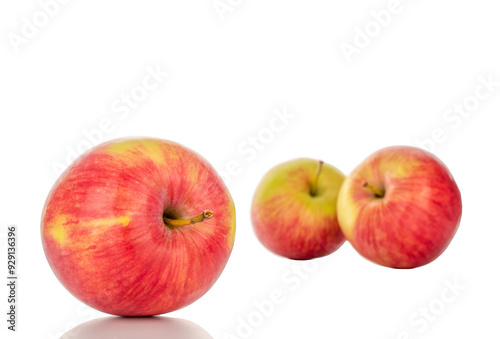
<box><xmin>61</xmin><ymin>316</ymin><xmax>213</xmax><ymax>339</ymax></box>
<box><xmin>337</xmin><ymin>146</ymin><xmax>462</xmax><ymax>269</ymax></box>
<box><xmin>41</xmin><ymin>138</ymin><xmax>236</xmax><ymax>316</ymax></box>
<box><xmin>251</xmin><ymin>158</ymin><xmax>346</xmax><ymax>260</ymax></box>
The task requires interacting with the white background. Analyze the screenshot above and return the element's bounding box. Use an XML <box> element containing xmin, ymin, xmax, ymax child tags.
<box><xmin>1</xmin><ymin>0</ymin><xmax>499</xmax><ymax>338</ymax></box>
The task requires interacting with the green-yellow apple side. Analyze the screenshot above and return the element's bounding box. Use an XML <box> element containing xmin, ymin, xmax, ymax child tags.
<box><xmin>337</xmin><ymin>146</ymin><xmax>462</xmax><ymax>269</ymax></box>
<box><xmin>251</xmin><ymin>158</ymin><xmax>346</xmax><ymax>260</ymax></box>
<box><xmin>41</xmin><ymin>138</ymin><xmax>236</xmax><ymax>316</ymax></box>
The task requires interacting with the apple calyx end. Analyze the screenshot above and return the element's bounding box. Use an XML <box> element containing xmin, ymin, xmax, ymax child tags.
<box><xmin>363</xmin><ymin>182</ymin><xmax>385</xmax><ymax>198</ymax></box>
<box><xmin>163</xmin><ymin>210</ymin><xmax>214</xmax><ymax>228</ymax></box>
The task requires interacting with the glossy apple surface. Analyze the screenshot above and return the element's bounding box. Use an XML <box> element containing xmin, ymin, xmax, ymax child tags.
<box><xmin>337</xmin><ymin>146</ymin><xmax>462</xmax><ymax>269</ymax></box>
<box><xmin>41</xmin><ymin>138</ymin><xmax>236</xmax><ymax>316</ymax></box>
<box><xmin>251</xmin><ymin>158</ymin><xmax>346</xmax><ymax>260</ymax></box>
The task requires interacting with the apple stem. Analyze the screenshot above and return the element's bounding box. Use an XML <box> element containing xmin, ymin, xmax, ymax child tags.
<box><xmin>163</xmin><ymin>210</ymin><xmax>214</xmax><ymax>227</ymax></box>
<box><xmin>363</xmin><ymin>182</ymin><xmax>385</xmax><ymax>198</ymax></box>
<box><xmin>310</xmin><ymin>160</ymin><xmax>324</xmax><ymax>197</ymax></box>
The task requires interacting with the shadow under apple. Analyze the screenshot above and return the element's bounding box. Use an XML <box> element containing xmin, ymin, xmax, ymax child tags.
<box><xmin>61</xmin><ymin>316</ymin><xmax>213</xmax><ymax>339</ymax></box>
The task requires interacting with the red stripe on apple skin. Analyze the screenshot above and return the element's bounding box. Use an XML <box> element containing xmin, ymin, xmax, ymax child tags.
<box><xmin>41</xmin><ymin>138</ymin><xmax>235</xmax><ymax>316</ymax></box>
<box><xmin>350</xmin><ymin>147</ymin><xmax>462</xmax><ymax>269</ymax></box>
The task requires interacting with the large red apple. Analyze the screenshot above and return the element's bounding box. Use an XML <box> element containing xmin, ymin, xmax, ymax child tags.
<box><xmin>251</xmin><ymin>158</ymin><xmax>346</xmax><ymax>260</ymax></box>
<box><xmin>41</xmin><ymin>138</ymin><xmax>236</xmax><ymax>316</ymax></box>
<box><xmin>337</xmin><ymin>146</ymin><xmax>462</xmax><ymax>269</ymax></box>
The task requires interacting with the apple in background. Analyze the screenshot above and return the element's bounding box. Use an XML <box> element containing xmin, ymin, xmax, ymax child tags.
<box><xmin>251</xmin><ymin>158</ymin><xmax>346</xmax><ymax>260</ymax></box>
<box><xmin>337</xmin><ymin>146</ymin><xmax>462</xmax><ymax>269</ymax></box>
<box><xmin>41</xmin><ymin>138</ymin><xmax>236</xmax><ymax>316</ymax></box>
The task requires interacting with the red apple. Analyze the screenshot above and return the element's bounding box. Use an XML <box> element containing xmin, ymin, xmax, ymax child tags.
<box><xmin>337</xmin><ymin>146</ymin><xmax>462</xmax><ymax>269</ymax></box>
<box><xmin>251</xmin><ymin>158</ymin><xmax>346</xmax><ymax>260</ymax></box>
<box><xmin>41</xmin><ymin>138</ymin><xmax>236</xmax><ymax>316</ymax></box>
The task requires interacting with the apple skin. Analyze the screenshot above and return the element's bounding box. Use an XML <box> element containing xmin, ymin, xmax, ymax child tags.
<box><xmin>251</xmin><ymin>158</ymin><xmax>346</xmax><ymax>260</ymax></box>
<box><xmin>337</xmin><ymin>146</ymin><xmax>462</xmax><ymax>269</ymax></box>
<box><xmin>41</xmin><ymin>138</ymin><xmax>236</xmax><ymax>316</ymax></box>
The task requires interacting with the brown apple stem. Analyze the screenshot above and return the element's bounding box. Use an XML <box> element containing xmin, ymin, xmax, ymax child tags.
<box><xmin>163</xmin><ymin>210</ymin><xmax>214</xmax><ymax>227</ymax></box>
<box><xmin>363</xmin><ymin>182</ymin><xmax>385</xmax><ymax>198</ymax></box>
<box><xmin>310</xmin><ymin>160</ymin><xmax>324</xmax><ymax>197</ymax></box>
